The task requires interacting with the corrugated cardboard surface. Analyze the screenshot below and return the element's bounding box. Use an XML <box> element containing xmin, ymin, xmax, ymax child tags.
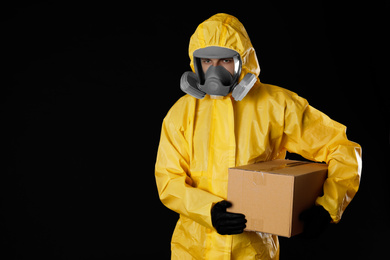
<box><xmin>227</xmin><ymin>159</ymin><xmax>327</xmax><ymax>237</ymax></box>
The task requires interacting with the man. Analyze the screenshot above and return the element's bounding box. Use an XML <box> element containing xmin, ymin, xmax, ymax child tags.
<box><xmin>155</xmin><ymin>13</ymin><xmax>361</xmax><ymax>259</ymax></box>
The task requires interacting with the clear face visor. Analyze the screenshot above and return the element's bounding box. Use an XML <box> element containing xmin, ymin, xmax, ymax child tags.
<box><xmin>193</xmin><ymin>47</ymin><xmax>242</xmax><ymax>84</ymax></box>
<box><xmin>194</xmin><ymin>56</ymin><xmax>241</xmax><ymax>85</ymax></box>
<box><xmin>180</xmin><ymin>46</ymin><xmax>257</xmax><ymax>101</ymax></box>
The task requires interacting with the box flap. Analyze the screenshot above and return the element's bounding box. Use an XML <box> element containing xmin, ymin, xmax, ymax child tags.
<box><xmin>230</xmin><ymin>159</ymin><xmax>327</xmax><ymax>177</ymax></box>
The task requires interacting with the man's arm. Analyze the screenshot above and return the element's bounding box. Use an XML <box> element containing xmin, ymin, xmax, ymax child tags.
<box><xmin>155</xmin><ymin>116</ymin><xmax>223</xmax><ymax>229</ymax></box>
<box><xmin>283</xmin><ymin>93</ymin><xmax>362</xmax><ymax>223</ymax></box>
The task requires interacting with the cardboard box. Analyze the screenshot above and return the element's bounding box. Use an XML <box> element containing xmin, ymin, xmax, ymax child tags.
<box><xmin>227</xmin><ymin>159</ymin><xmax>327</xmax><ymax>237</ymax></box>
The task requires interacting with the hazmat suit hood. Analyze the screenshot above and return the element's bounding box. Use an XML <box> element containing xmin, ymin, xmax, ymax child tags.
<box><xmin>189</xmin><ymin>13</ymin><xmax>260</xmax><ymax>82</ymax></box>
<box><xmin>180</xmin><ymin>13</ymin><xmax>260</xmax><ymax>100</ymax></box>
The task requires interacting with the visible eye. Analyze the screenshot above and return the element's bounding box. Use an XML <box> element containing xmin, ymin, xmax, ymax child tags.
<box><xmin>201</xmin><ymin>59</ymin><xmax>212</xmax><ymax>63</ymax></box>
<box><xmin>222</xmin><ymin>58</ymin><xmax>233</xmax><ymax>63</ymax></box>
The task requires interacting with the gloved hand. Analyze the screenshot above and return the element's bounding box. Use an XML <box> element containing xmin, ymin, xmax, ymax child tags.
<box><xmin>299</xmin><ymin>205</ymin><xmax>332</xmax><ymax>238</ymax></box>
<box><xmin>211</xmin><ymin>200</ymin><xmax>247</xmax><ymax>235</ymax></box>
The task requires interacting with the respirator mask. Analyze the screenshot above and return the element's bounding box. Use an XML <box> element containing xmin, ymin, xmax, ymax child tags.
<box><xmin>180</xmin><ymin>46</ymin><xmax>257</xmax><ymax>101</ymax></box>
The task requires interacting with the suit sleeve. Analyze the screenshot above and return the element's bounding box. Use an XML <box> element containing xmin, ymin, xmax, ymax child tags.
<box><xmin>155</xmin><ymin>115</ymin><xmax>223</xmax><ymax>229</ymax></box>
<box><xmin>283</xmin><ymin>94</ymin><xmax>362</xmax><ymax>223</ymax></box>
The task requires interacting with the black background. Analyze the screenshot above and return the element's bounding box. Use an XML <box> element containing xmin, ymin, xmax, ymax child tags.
<box><xmin>2</xmin><ymin>1</ymin><xmax>389</xmax><ymax>259</ymax></box>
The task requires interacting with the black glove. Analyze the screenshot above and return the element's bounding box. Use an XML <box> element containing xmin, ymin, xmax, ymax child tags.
<box><xmin>299</xmin><ymin>205</ymin><xmax>332</xmax><ymax>239</ymax></box>
<box><xmin>211</xmin><ymin>201</ymin><xmax>247</xmax><ymax>235</ymax></box>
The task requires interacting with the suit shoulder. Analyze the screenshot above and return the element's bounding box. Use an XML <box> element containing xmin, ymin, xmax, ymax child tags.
<box><xmin>164</xmin><ymin>94</ymin><xmax>196</xmax><ymax>126</ymax></box>
<box><xmin>257</xmin><ymin>83</ymin><xmax>299</xmax><ymax>100</ymax></box>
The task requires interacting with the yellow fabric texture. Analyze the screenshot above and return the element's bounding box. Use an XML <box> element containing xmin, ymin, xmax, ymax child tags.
<box><xmin>155</xmin><ymin>13</ymin><xmax>362</xmax><ymax>260</ymax></box>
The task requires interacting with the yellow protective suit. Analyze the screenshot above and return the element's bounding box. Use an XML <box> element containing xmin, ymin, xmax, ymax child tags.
<box><xmin>155</xmin><ymin>13</ymin><xmax>362</xmax><ymax>259</ymax></box>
